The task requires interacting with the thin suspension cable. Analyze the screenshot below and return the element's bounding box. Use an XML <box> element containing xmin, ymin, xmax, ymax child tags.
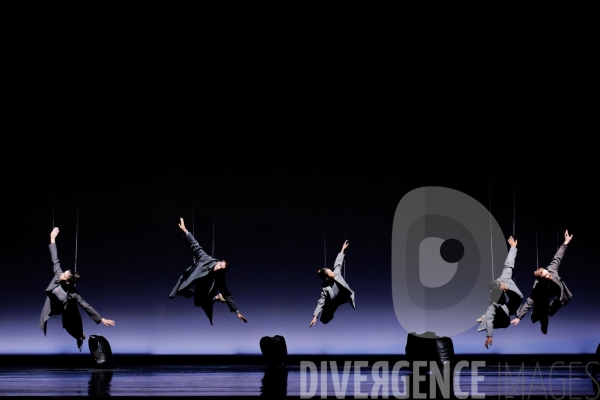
<box><xmin>52</xmin><ymin>189</ymin><xmax>55</xmax><ymax>229</ymax></box>
<box><xmin>555</xmin><ymin>189</ymin><xmax>560</xmax><ymax>250</ymax></box>
<box><xmin>535</xmin><ymin>220</ymin><xmax>539</xmax><ymax>270</ymax></box>
<box><xmin>323</xmin><ymin>223</ymin><xmax>326</xmax><ymax>269</ymax></box>
<box><xmin>513</xmin><ymin>183</ymin><xmax>516</xmax><ymax>237</ymax></box>
<box><xmin>211</xmin><ymin>206</ymin><xmax>215</xmax><ymax>257</ymax></box>
<box><xmin>74</xmin><ymin>190</ymin><xmax>79</xmax><ymax>274</ymax></box>
<box><xmin>321</xmin><ymin>176</ymin><xmax>326</xmax><ymax>269</ymax></box>
<box><xmin>556</xmin><ymin>216</ymin><xmax>560</xmax><ymax>251</ymax></box>
<box><xmin>343</xmin><ymin>220</ymin><xmax>346</xmax><ymax>279</ymax></box>
<box><xmin>534</xmin><ymin>185</ymin><xmax>539</xmax><ymax>271</ymax></box>
<box><xmin>488</xmin><ymin>176</ymin><xmax>494</xmax><ymax>280</ymax></box>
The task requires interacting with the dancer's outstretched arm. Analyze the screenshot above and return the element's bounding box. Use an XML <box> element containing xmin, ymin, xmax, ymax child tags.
<box><xmin>547</xmin><ymin>230</ymin><xmax>573</xmax><ymax>275</ymax></box>
<box><xmin>309</xmin><ymin>290</ymin><xmax>326</xmax><ymax>327</ymax></box>
<box><xmin>178</xmin><ymin>217</ymin><xmax>213</xmax><ymax>262</ymax></box>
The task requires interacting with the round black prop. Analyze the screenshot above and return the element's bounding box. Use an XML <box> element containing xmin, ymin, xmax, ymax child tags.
<box><xmin>88</xmin><ymin>335</ymin><xmax>113</xmax><ymax>367</ymax></box>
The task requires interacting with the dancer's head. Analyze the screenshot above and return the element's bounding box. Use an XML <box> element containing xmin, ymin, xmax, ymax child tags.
<box><xmin>59</xmin><ymin>269</ymin><xmax>80</xmax><ymax>284</ymax></box>
<box><xmin>317</xmin><ymin>268</ymin><xmax>335</xmax><ymax>281</ymax></box>
<box><xmin>534</xmin><ymin>268</ymin><xmax>552</xmax><ymax>280</ymax></box>
<box><xmin>213</xmin><ymin>260</ymin><xmax>229</xmax><ymax>272</ymax></box>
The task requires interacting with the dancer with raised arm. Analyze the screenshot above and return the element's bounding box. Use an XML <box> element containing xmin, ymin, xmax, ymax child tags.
<box><xmin>309</xmin><ymin>240</ymin><xmax>355</xmax><ymax>327</ymax></box>
<box><xmin>476</xmin><ymin>236</ymin><xmax>524</xmax><ymax>349</ymax></box>
<box><xmin>169</xmin><ymin>218</ymin><xmax>247</xmax><ymax>325</ymax></box>
<box><xmin>511</xmin><ymin>230</ymin><xmax>574</xmax><ymax>334</ymax></box>
<box><xmin>39</xmin><ymin>227</ymin><xmax>116</xmax><ymax>351</ymax></box>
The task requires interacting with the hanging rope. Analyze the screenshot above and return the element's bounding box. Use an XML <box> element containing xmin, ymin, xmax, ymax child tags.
<box><xmin>513</xmin><ymin>183</ymin><xmax>516</xmax><ymax>237</ymax></box>
<box><xmin>556</xmin><ymin>216</ymin><xmax>560</xmax><ymax>251</ymax></box>
<box><xmin>320</xmin><ymin>174</ymin><xmax>326</xmax><ymax>269</ymax></box>
<box><xmin>74</xmin><ymin>190</ymin><xmax>80</xmax><ymax>274</ymax></box>
<box><xmin>192</xmin><ymin>206</ymin><xmax>195</xmax><ymax>237</ymax></box>
<box><xmin>555</xmin><ymin>188</ymin><xmax>560</xmax><ymax>251</ymax></box>
<box><xmin>51</xmin><ymin>189</ymin><xmax>55</xmax><ymax>229</ymax></box>
<box><xmin>488</xmin><ymin>175</ymin><xmax>494</xmax><ymax>280</ymax></box>
<box><xmin>534</xmin><ymin>184</ymin><xmax>539</xmax><ymax>271</ymax></box>
<box><xmin>211</xmin><ymin>206</ymin><xmax>215</xmax><ymax>258</ymax></box>
<box><xmin>323</xmin><ymin>223</ymin><xmax>326</xmax><ymax>269</ymax></box>
<box><xmin>342</xmin><ymin>220</ymin><xmax>346</xmax><ymax>279</ymax></box>
<box><xmin>535</xmin><ymin>220</ymin><xmax>539</xmax><ymax>270</ymax></box>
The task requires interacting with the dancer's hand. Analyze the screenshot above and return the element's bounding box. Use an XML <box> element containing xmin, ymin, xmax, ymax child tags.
<box><xmin>564</xmin><ymin>230</ymin><xmax>573</xmax><ymax>245</ymax></box>
<box><xmin>101</xmin><ymin>318</ymin><xmax>116</xmax><ymax>327</ymax></box>
<box><xmin>178</xmin><ymin>218</ymin><xmax>188</xmax><ymax>234</ymax></box>
<box><xmin>214</xmin><ymin>293</ymin><xmax>226</xmax><ymax>303</ymax></box>
<box><xmin>237</xmin><ymin>312</ymin><xmax>248</xmax><ymax>323</ymax></box>
<box><xmin>50</xmin><ymin>227</ymin><xmax>59</xmax><ymax>243</ymax></box>
<box><xmin>341</xmin><ymin>240</ymin><xmax>349</xmax><ymax>253</ymax></box>
<box><xmin>485</xmin><ymin>336</ymin><xmax>493</xmax><ymax>349</ymax></box>
<box><xmin>510</xmin><ymin>318</ymin><xmax>520</xmax><ymax>326</ymax></box>
<box><xmin>309</xmin><ymin>316</ymin><xmax>317</xmax><ymax>327</ymax></box>
<box><xmin>507</xmin><ymin>236</ymin><xmax>517</xmax><ymax>247</ymax></box>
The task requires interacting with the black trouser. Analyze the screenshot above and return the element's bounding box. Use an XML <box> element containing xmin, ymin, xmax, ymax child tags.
<box><xmin>320</xmin><ymin>292</ymin><xmax>350</xmax><ymax>324</ymax></box>
<box><xmin>192</xmin><ymin>277</ymin><xmax>217</xmax><ymax>324</ymax></box>
<box><xmin>193</xmin><ymin>277</ymin><xmax>216</xmax><ymax>307</ymax></box>
<box><xmin>532</xmin><ymin>297</ymin><xmax>563</xmax><ymax>329</ymax></box>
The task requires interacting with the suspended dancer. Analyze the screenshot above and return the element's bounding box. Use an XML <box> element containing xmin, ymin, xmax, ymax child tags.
<box><xmin>169</xmin><ymin>218</ymin><xmax>248</xmax><ymax>325</ymax></box>
<box><xmin>39</xmin><ymin>227</ymin><xmax>116</xmax><ymax>351</ymax></box>
<box><xmin>476</xmin><ymin>236</ymin><xmax>524</xmax><ymax>348</ymax></box>
<box><xmin>309</xmin><ymin>239</ymin><xmax>356</xmax><ymax>327</ymax></box>
<box><xmin>510</xmin><ymin>230</ymin><xmax>574</xmax><ymax>334</ymax></box>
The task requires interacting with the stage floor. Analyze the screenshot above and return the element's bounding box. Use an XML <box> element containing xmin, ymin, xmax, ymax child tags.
<box><xmin>0</xmin><ymin>355</ymin><xmax>598</xmax><ymax>398</ymax></box>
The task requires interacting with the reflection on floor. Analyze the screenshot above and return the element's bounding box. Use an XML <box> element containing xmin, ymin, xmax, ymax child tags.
<box><xmin>0</xmin><ymin>354</ymin><xmax>598</xmax><ymax>398</ymax></box>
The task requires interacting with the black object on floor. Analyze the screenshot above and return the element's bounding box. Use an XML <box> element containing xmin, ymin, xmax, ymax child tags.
<box><xmin>405</xmin><ymin>331</ymin><xmax>454</xmax><ymax>369</ymax></box>
<box><xmin>260</xmin><ymin>335</ymin><xmax>288</xmax><ymax>368</ymax></box>
<box><xmin>88</xmin><ymin>335</ymin><xmax>113</xmax><ymax>367</ymax></box>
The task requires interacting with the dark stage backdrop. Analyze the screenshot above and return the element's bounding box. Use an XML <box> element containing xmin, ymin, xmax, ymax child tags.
<box><xmin>1</xmin><ymin>137</ymin><xmax>597</xmax><ymax>356</ymax></box>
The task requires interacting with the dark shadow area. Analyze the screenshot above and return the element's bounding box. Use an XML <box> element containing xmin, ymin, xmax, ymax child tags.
<box><xmin>0</xmin><ymin>355</ymin><xmax>597</xmax><ymax>399</ymax></box>
<box><xmin>1</xmin><ymin>353</ymin><xmax>598</xmax><ymax>367</ymax></box>
<box><xmin>260</xmin><ymin>366</ymin><xmax>288</xmax><ymax>397</ymax></box>
<box><xmin>88</xmin><ymin>369</ymin><xmax>114</xmax><ymax>396</ymax></box>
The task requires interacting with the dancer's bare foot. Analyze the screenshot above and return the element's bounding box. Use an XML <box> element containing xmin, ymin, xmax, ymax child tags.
<box><xmin>82</xmin><ymin>333</ymin><xmax>86</xmax><ymax>340</ymax></box>
<box><xmin>216</xmin><ymin>293</ymin><xmax>226</xmax><ymax>302</ymax></box>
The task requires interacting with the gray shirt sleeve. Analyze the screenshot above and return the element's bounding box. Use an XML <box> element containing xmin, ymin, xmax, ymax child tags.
<box><xmin>313</xmin><ymin>288</ymin><xmax>327</xmax><ymax>318</ymax></box>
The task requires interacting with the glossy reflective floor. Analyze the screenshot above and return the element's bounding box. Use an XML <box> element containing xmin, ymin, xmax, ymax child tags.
<box><xmin>0</xmin><ymin>355</ymin><xmax>598</xmax><ymax>398</ymax></box>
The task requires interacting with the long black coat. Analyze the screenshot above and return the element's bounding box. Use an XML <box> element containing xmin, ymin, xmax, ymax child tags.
<box><xmin>169</xmin><ymin>232</ymin><xmax>239</xmax><ymax>324</ymax></box>
<box><xmin>39</xmin><ymin>243</ymin><xmax>103</xmax><ymax>350</ymax></box>
<box><xmin>517</xmin><ymin>244</ymin><xmax>573</xmax><ymax>322</ymax></box>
